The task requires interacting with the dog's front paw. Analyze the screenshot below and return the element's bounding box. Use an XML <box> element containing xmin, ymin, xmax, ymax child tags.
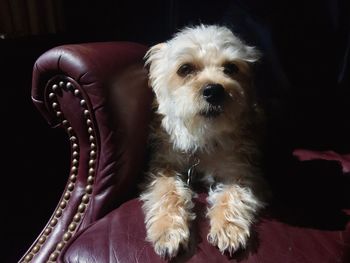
<box><xmin>147</xmin><ymin>221</ymin><xmax>190</xmax><ymax>259</ymax></box>
<box><xmin>208</xmin><ymin>219</ymin><xmax>250</xmax><ymax>255</ymax></box>
<box><xmin>207</xmin><ymin>184</ymin><xmax>262</xmax><ymax>255</ymax></box>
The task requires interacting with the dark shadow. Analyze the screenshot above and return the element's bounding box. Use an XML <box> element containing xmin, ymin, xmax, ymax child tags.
<box><xmin>266</xmin><ymin>158</ymin><xmax>350</xmax><ymax>231</ymax></box>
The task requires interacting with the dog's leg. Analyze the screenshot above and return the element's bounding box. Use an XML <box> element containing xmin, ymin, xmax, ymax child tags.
<box><xmin>140</xmin><ymin>172</ymin><xmax>195</xmax><ymax>258</ymax></box>
<box><xmin>207</xmin><ymin>183</ymin><xmax>263</xmax><ymax>255</ymax></box>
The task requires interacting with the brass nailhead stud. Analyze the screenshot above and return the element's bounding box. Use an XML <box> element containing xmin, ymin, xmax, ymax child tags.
<box><xmin>32</xmin><ymin>245</ymin><xmax>40</xmax><ymax>253</ymax></box>
<box><xmin>78</xmin><ymin>203</ymin><xmax>86</xmax><ymax>212</ymax></box>
<box><xmin>64</xmin><ymin>192</ymin><xmax>71</xmax><ymax>200</ymax></box>
<box><xmin>25</xmin><ymin>253</ymin><xmax>33</xmax><ymax>261</ymax></box>
<box><xmin>73</xmin><ymin>213</ymin><xmax>81</xmax><ymax>222</ymax></box>
<box><xmin>49</xmin><ymin>252</ymin><xmax>59</xmax><ymax>261</ymax></box>
<box><xmin>56</xmin><ymin>241</ymin><xmax>65</xmax><ymax>251</ymax></box>
<box><xmin>87</xmin><ymin>176</ymin><xmax>94</xmax><ymax>184</ymax></box>
<box><xmin>68</xmin><ymin>222</ymin><xmax>77</xmax><ymax>231</ymax></box>
<box><xmin>44</xmin><ymin>227</ymin><xmax>52</xmax><ymax>235</ymax></box>
<box><xmin>38</xmin><ymin>236</ymin><xmax>46</xmax><ymax>244</ymax></box>
<box><xmin>66</xmin><ymin>82</ymin><xmax>73</xmax><ymax>90</ymax></box>
<box><xmin>89</xmin><ymin>159</ymin><xmax>95</xmax><ymax>167</ymax></box>
<box><xmin>50</xmin><ymin>218</ymin><xmax>58</xmax><ymax>227</ymax></box>
<box><xmin>71</xmin><ymin>166</ymin><xmax>77</xmax><ymax>173</ymax></box>
<box><xmin>60</xmin><ymin>201</ymin><xmax>67</xmax><ymax>209</ymax></box>
<box><xmin>63</xmin><ymin>232</ymin><xmax>72</xmax><ymax>241</ymax></box>
<box><xmin>85</xmin><ymin>185</ymin><xmax>93</xmax><ymax>194</ymax></box>
<box><xmin>70</xmin><ymin>174</ymin><xmax>77</xmax><ymax>182</ymax></box>
<box><xmin>82</xmin><ymin>194</ymin><xmax>90</xmax><ymax>204</ymax></box>
<box><xmin>67</xmin><ymin>183</ymin><xmax>74</xmax><ymax>191</ymax></box>
<box><xmin>55</xmin><ymin>209</ymin><xmax>62</xmax><ymax>218</ymax></box>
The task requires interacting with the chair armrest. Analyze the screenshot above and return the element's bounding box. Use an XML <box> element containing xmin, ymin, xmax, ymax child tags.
<box><xmin>21</xmin><ymin>42</ymin><xmax>153</xmax><ymax>262</ymax></box>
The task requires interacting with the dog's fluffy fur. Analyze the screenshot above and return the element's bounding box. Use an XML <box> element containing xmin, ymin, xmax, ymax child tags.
<box><xmin>140</xmin><ymin>25</ymin><xmax>266</xmax><ymax>258</ymax></box>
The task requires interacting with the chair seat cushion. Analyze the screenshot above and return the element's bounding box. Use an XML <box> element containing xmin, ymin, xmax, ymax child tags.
<box><xmin>61</xmin><ymin>193</ymin><xmax>350</xmax><ymax>263</ymax></box>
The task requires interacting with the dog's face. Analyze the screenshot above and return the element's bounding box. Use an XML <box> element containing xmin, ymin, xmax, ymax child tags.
<box><xmin>145</xmin><ymin>25</ymin><xmax>260</xmax><ymax>151</ymax></box>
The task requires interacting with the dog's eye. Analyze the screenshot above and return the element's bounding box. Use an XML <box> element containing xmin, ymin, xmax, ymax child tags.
<box><xmin>223</xmin><ymin>62</ymin><xmax>239</xmax><ymax>75</ymax></box>
<box><xmin>177</xmin><ymin>63</ymin><xmax>195</xmax><ymax>77</ymax></box>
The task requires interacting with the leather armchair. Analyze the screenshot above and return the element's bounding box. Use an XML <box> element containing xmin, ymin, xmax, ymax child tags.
<box><xmin>20</xmin><ymin>42</ymin><xmax>350</xmax><ymax>263</ymax></box>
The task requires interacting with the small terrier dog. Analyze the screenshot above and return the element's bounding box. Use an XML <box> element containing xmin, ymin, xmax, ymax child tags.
<box><xmin>141</xmin><ymin>25</ymin><xmax>266</xmax><ymax>258</ymax></box>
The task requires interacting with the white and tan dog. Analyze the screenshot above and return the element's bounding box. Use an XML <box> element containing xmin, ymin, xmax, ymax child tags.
<box><xmin>141</xmin><ymin>25</ymin><xmax>267</xmax><ymax>258</ymax></box>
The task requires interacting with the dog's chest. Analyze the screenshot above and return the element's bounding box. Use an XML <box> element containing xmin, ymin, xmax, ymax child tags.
<box><xmin>178</xmin><ymin>150</ymin><xmax>234</xmax><ymax>186</ymax></box>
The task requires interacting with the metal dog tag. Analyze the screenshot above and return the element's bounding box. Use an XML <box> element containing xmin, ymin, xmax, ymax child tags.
<box><xmin>186</xmin><ymin>158</ymin><xmax>200</xmax><ymax>185</ymax></box>
<box><xmin>187</xmin><ymin>166</ymin><xmax>194</xmax><ymax>185</ymax></box>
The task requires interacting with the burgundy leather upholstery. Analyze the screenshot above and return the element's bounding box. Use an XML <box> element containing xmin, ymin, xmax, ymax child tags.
<box><xmin>61</xmin><ymin>150</ymin><xmax>350</xmax><ymax>263</ymax></box>
<box><xmin>21</xmin><ymin>42</ymin><xmax>152</xmax><ymax>262</ymax></box>
<box><xmin>63</xmin><ymin>193</ymin><xmax>350</xmax><ymax>263</ymax></box>
<box><xmin>21</xmin><ymin>42</ymin><xmax>350</xmax><ymax>263</ymax></box>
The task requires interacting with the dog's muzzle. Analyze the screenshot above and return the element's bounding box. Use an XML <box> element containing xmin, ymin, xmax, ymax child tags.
<box><xmin>201</xmin><ymin>83</ymin><xmax>225</xmax><ymax>118</ymax></box>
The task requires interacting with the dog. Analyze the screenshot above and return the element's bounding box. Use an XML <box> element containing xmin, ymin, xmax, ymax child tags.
<box><xmin>140</xmin><ymin>24</ymin><xmax>267</xmax><ymax>259</ymax></box>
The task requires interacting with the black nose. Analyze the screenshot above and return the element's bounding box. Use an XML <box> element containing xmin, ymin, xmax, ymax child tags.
<box><xmin>202</xmin><ymin>84</ymin><xmax>225</xmax><ymax>105</ymax></box>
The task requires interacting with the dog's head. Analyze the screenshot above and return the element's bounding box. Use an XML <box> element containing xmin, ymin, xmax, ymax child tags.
<box><xmin>145</xmin><ymin>25</ymin><xmax>261</xmax><ymax>151</ymax></box>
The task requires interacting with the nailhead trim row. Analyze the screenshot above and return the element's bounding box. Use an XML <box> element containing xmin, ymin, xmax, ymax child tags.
<box><xmin>22</xmin><ymin>80</ymin><xmax>97</xmax><ymax>263</ymax></box>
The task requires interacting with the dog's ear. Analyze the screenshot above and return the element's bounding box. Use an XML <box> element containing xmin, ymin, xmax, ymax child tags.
<box><xmin>237</xmin><ymin>45</ymin><xmax>261</xmax><ymax>79</ymax></box>
<box><xmin>144</xmin><ymin>43</ymin><xmax>167</xmax><ymax>88</ymax></box>
<box><xmin>144</xmin><ymin>43</ymin><xmax>167</xmax><ymax>69</ymax></box>
<box><xmin>242</xmin><ymin>45</ymin><xmax>261</xmax><ymax>63</ymax></box>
